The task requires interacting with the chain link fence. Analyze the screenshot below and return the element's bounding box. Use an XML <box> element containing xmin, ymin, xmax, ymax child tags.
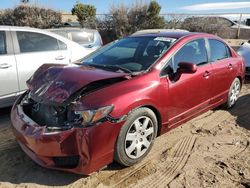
<box><xmin>93</xmin><ymin>13</ymin><xmax>250</xmax><ymax>41</ymax></box>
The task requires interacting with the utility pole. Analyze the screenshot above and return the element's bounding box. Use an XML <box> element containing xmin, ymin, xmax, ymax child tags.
<box><xmin>237</xmin><ymin>13</ymin><xmax>242</xmax><ymax>39</ymax></box>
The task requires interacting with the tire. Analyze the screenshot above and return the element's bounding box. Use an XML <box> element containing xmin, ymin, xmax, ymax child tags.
<box><xmin>114</xmin><ymin>107</ymin><xmax>158</xmax><ymax>166</ymax></box>
<box><xmin>224</xmin><ymin>77</ymin><xmax>241</xmax><ymax>108</ymax></box>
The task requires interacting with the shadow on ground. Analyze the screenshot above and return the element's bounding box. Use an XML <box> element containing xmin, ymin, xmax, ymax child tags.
<box><xmin>0</xmin><ymin>146</ymin><xmax>85</xmax><ymax>186</ymax></box>
<box><xmin>229</xmin><ymin>93</ymin><xmax>250</xmax><ymax>131</ymax></box>
<box><xmin>0</xmin><ymin>107</ymin><xmax>11</xmax><ymax>127</ymax></box>
<box><xmin>0</xmin><ymin>107</ymin><xmax>85</xmax><ymax>186</ymax></box>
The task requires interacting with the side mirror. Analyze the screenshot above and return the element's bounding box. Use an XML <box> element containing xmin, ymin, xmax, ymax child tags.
<box><xmin>177</xmin><ymin>62</ymin><xmax>197</xmax><ymax>74</ymax></box>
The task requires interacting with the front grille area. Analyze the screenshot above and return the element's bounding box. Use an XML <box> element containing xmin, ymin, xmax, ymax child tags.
<box><xmin>53</xmin><ymin>156</ymin><xmax>79</xmax><ymax>169</ymax></box>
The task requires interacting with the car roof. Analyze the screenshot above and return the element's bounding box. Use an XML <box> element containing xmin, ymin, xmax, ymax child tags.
<box><xmin>48</xmin><ymin>27</ymin><xmax>99</xmax><ymax>33</ymax></box>
<box><xmin>132</xmin><ymin>29</ymin><xmax>189</xmax><ymax>35</ymax></box>
<box><xmin>130</xmin><ymin>31</ymin><xmax>216</xmax><ymax>39</ymax></box>
<box><xmin>0</xmin><ymin>25</ymin><xmax>86</xmax><ymax>48</ymax></box>
<box><xmin>0</xmin><ymin>25</ymin><xmax>45</xmax><ymax>31</ymax></box>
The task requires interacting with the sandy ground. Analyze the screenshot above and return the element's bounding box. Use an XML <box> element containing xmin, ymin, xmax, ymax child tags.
<box><xmin>0</xmin><ymin>80</ymin><xmax>250</xmax><ymax>188</ymax></box>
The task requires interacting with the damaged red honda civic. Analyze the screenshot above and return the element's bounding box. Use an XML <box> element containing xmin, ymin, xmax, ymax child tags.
<box><xmin>11</xmin><ymin>32</ymin><xmax>244</xmax><ymax>174</ymax></box>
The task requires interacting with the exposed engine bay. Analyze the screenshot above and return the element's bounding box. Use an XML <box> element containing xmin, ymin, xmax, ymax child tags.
<box><xmin>17</xmin><ymin>63</ymin><xmax>131</xmax><ymax>131</ymax></box>
<box><xmin>21</xmin><ymin>77</ymin><xmax>128</xmax><ymax>131</ymax></box>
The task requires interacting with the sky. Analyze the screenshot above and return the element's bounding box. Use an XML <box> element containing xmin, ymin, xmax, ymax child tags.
<box><xmin>1</xmin><ymin>0</ymin><xmax>250</xmax><ymax>14</ymax></box>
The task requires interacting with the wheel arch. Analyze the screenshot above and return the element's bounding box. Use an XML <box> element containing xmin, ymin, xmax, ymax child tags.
<box><xmin>138</xmin><ymin>105</ymin><xmax>162</xmax><ymax>137</ymax></box>
<box><xmin>237</xmin><ymin>75</ymin><xmax>243</xmax><ymax>88</ymax></box>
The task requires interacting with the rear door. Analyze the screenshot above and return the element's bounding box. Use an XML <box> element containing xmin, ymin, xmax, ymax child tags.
<box><xmin>12</xmin><ymin>30</ymin><xmax>70</xmax><ymax>92</ymax></box>
<box><xmin>0</xmin><ymin>29</ymin><xmax>19</xmax><ymax>101</ymax></box>
<box><xmin>208</xmin><ymin>39</ymin><xmax>237</xmax><ymax>104</ymax></box>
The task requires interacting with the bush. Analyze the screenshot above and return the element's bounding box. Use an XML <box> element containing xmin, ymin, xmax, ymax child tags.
<box><xmin>72</xmin><ymin>2</ymin><xmax>96</xmax><ymax>28</ymax></box>
<box><xmin>0</xmin><ymin>4</ymin><xmax>61</xmax><ymax>28</ymax></box>
<box><xmin>181</xmin><ymin>17</ymin><xmax>236</xmax><ymax>38</ymax></box>
<box><xmin>98</xmin><ymin>1</ymin><xmax>165</xmax><ymax>43</ymax></box>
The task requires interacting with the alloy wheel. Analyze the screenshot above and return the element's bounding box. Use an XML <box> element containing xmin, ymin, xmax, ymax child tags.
<box><xmin>125</xmin><ymin>116</ymin><xmax>154</xmax><ymax>159</ymax></box>
<box><xmin>229</xmin><ymin>80</ymin><xmax>240</xmax><ymax>106</ymax></box>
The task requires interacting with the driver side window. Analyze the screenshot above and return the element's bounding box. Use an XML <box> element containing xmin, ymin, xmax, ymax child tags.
<box><xmin>162</xmin><ymin>39</ymin><xmax>208</xmax><ymax>75</ymax></box>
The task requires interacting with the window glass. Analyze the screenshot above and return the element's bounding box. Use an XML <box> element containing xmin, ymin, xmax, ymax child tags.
<box><xmin>209</xmin><ymin>39</ymin><xmax>229</xmax><ymax>62</ymax></box>
<box><xmin>51</xmin><ymin>30</ymin><xmax>69</xmax><ymax>39</ymax></box>
<box><xmin>162</xmin><ymin>39</ymin><xmax>208</xmax><ymax>75</ymax></box>
<box><xmin>17</xmin><ymin>31</ymin><xmax>60</xmax><ymax>53</ymax></box>
<box><xmin>82</xmin><ymin>36</ymin><xmax>176</xmax><ymax>72</ymax></box>
<box><xmin>71</xmin><ymin>31</ymin><xmax>94</xmax><ymax>44</ymax></box>
<box><xmin>0</xmin><ymin>31</ymin><xmax>6</xmax><ymax>55</ymax></box>
<box><xmin>58</xmin><ymin>40</ymin><xmax>67</xmax><ymax>50</ymax></box>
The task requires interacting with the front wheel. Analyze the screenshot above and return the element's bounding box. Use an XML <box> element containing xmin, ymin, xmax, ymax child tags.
<box><xmin>114</xmin><ymin>108</ymin><xmax>158</xmax><ymax>166</ymax></box>
<box><xmin>225</xmin><ymin>77</ymin><xmax>241</xmax><ymax>108</ymax></box>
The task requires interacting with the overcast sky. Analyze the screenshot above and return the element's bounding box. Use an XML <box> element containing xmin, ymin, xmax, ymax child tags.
<box><xmin>1</xmin><ymin>0</ymin><xmax>250</xmax><ymax>14</ymax></box>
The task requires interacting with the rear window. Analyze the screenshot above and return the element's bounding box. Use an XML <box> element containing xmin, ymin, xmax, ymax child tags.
<box><xmin>71</xmin><ymin>31</ymin><xmax>94</xmax><ymax>44</ymax></box>
<box><xmin>50</xmin><ymin>30</ymin><xmax>69</xmax><ymax>39</ymax></box>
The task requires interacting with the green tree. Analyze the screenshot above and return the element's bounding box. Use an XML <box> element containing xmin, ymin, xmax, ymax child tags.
<box><xmin>71</xmin><ymin>2</ymin><xmax>96</xmax><ymax>28</ymax></box>
<box><xmin>145</xmin><ymin>1</ymin><xmax>165</xmax><ymax>29</ymax></box>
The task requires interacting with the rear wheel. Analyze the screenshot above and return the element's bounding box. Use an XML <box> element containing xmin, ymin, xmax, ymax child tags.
<box><xmin>114</xmin><ymin>108</ymin><xmax>158</xmax><ymax>166</ymax></box>
<box><xmin>225</xmin><ymin>77</ymin><xmax>241</xmax><ymax>108</ymax></box>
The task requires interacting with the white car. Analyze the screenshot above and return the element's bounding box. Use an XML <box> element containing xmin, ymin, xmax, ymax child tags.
<box><xmin>237</xmin><ymin>41</ymin><xmax>250</xmax><ymax>76</ymax></box>
<box><xmin>49</xmin><ymin>28</ymin><xmax>103</xmax><ymax>53</ymax></box>
<box><xmin>0</xmin><ymin>26</ymin><xmax>89</xmax><ymax>108</ymax></box>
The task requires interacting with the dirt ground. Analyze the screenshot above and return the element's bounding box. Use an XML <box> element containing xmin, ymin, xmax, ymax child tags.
<box><xmin>0</xmin><ymin>80</ymin><xmax>250</xmax><ymax>188</ymax></box>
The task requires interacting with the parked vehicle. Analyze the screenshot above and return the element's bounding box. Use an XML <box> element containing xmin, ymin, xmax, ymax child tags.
<box><xmin>237</xmin><ymin>41</ymin><xmax>250</xmax><ymax>75</ymax></box>
<box><xmin>49</xmin><ymin>28</ymin><xmax>103</xmax><ymax>53</ymax></box>
<box><xmin>62</xmin><ymin>22</ymin><xmax>81</xmax><ymax>27</ymax></box>
<box><xmin>182</xmin><ymin>16</ymin><xmax>250</xmax><ymax>39</ymax></box>
<box><xmin>0</xmin><ymin>26</ymin><xmax>89</xmax><ymax>108</ymax></box>
<box><xmin>11</xmin><ymin>32</ymin><xmax>244</xmax><ymax>174</ymax></box>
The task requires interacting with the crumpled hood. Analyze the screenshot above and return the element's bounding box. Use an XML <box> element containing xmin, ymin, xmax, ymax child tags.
<box><xmin>27</xmin><ymin>64</ymin><xmax>128</xmax><ymax>104</ymax></box>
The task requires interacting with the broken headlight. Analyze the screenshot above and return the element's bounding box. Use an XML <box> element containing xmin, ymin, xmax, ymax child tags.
<box><xmin>74</xmin><ymin>105</ymin><xmax>114</xmax><ymax>126</ymax></box>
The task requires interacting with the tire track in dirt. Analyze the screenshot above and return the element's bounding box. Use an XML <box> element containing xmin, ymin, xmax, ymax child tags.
<box><xmin>190</xmin><ymin>110</ymin><xmax>231</xmax><ymax>132</ymax></box>
<box><xmin>0</xmin><ymin>125</ymin><xmax>17</xmax><ymax>152</ymax></box>
<box><xmin>203</xmin><ymin>135</ymin><xmax>249</xmax><ymax>158</ymax></box>
<box><xmin>132</xmin><ymin>135</ymin><xmax>196</xmax><ymax>188</ymax></box>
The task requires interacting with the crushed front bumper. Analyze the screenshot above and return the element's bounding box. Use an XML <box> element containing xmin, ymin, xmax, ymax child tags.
<box><xmin>10</xmin><ymin>94</ymin><xmax>124</xmax><ymax>175</ymax></box>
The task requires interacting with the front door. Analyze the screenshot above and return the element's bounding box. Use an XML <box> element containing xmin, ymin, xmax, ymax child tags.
<box><xmin>163</xmin><ymin>38</ymin><xmax>212</xmax><ymax>126</ymax></box>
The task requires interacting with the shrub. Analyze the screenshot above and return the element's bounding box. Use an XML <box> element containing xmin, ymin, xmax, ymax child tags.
<box><xmin>72</xmin><ymin>2</ymin><xmax>96</xmax><ymax>28</ymax></box>
<box><xmin>99</xmin><ymin>1</ymin><xmax>165</xmax><ymax>43</ymax></box>
<box><xmin>0</xmin><ymin>4</ymin><xmax>61</xmax><ymax>28</ymax></box>
<box><xmin>181</xmin><ymin>17</ymin><xmax>236</xmax><ymax>38</ymax></box>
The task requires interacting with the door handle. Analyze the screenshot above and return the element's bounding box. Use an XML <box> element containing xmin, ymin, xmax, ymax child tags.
<box><xmin>55</xmin><ymin>55</ymin><xmax>66</xmax><ymax>60</ymax></box>
<box><xmin>228</xmin><ymin>64</ymin><xmax>233</xmax><ymax>70</ymax></box>
<box><xmin>203</xmin><ymin>71</ymin><xmax>210</xmax><ymax>78</ymax></box>
<box><xmin>0</xmin><ymin>63</ymin><xmax>12</xmax><ymax>69</ymax></box>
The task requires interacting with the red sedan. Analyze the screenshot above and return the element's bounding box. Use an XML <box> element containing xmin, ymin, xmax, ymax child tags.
<box><xmin>11</xmin><ymin>32</ymin><xmax>244</xmax><ymax>174</ymax></box>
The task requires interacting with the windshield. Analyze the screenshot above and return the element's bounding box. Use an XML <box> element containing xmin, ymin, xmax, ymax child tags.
<box><xmin>82</xmin><ymin>36</ymin><xmax>176</xmax><ymax>73</ymax></box>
